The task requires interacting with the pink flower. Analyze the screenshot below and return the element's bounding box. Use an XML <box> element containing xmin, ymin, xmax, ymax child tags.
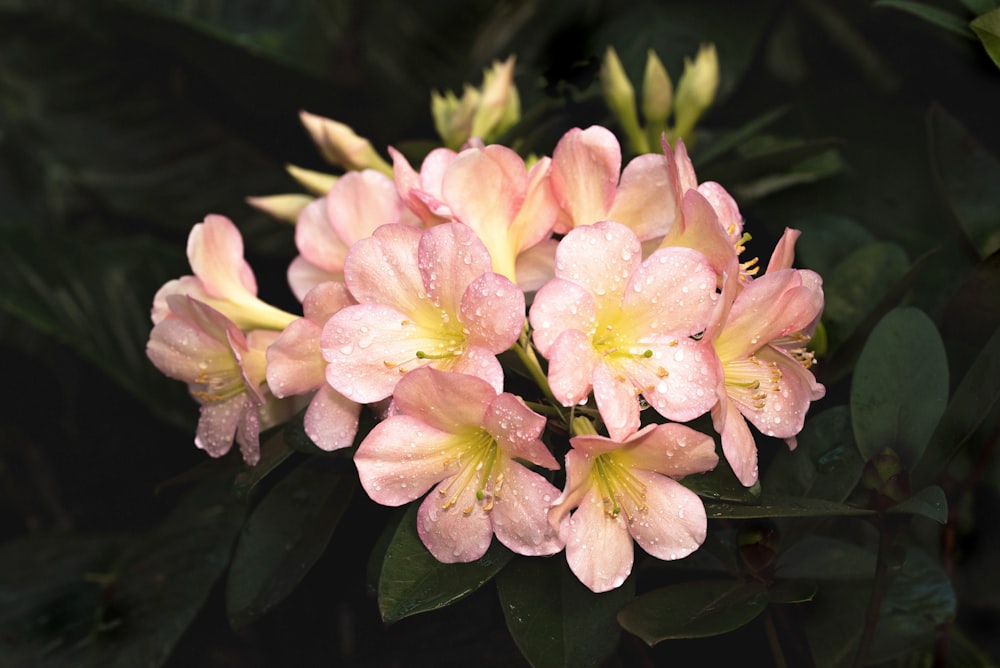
<box><xmin>549</xmin><ymin>126</ymin><xmax>677</xmax><ymax>241</ymax></box>
<box><xmin>440</xmin><ymin>144</ymin><xmax>560</xmax><ymax>289</ymax></box>
<box><xmin>708</xmin><ymin>262</ymin><xmax>826</xmax><ymax>486</ymax></box>
<box><xmin>548</xmin><ymin>421</ymin><xmax>718</xmax><ymax>593</ymax></box>
<box><xmin>529</xmin><ymin>221</ymin><xmax>720</xmax><ymax>441</ymax></box>
<box><xmin>389</xmin><ymin>146</ymin><xmax>458</xmax><ymax>225</ymax></box>
<box><xmin>147</xmin><ymin>295</ymin><xmax>292</xmax><ymax>465</ymax></box>
<box><xmin>152</xmin><ymin>215</ymin><xmax>297</xmax><ymax>331</ymax></box>
<box><xmin>321</xmin><ymin>222</ymin><xmax>525</xmax><ymax>403</ymax></box>
<box><xmin>265</xmin><ymin>282</ymin><xmax>361</xmax><ymax>451</ymax></box>
<box><xmin>354</xmin><ymin>367</ymin><xmax>564</xmax><ymax>562</ymax></box>
<box><xmin>288</xmin><ymin>169</ymin><xmax>422</xmax><ymax>300</ymax></box>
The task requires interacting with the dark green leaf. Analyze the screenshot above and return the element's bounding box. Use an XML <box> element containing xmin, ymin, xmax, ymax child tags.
<box><xmin>767</xmin><ymin>579</ymin><xmax>818</xmax><ymax>604</ymax></box>
<box><xmin>226</xmin><ymin>458</ymin><xmax>356</xmax><ymax>629</ymax></box>
<box><xmin>764</xmin><ymin>406</ymin><xmax>864</xmax><ymax>503</ymax></box>
<box><xmin>928</xmin><ymin>104</ymin><xmax>1000</xmax><ymax>259</ymax></box>
<box><xmin>232</xmin><ymin>430</ymin><xmax>295</xmax><ymax>502</ymax></box>
<box><xmin>913</xmin><ymin>325</ymin><xmax>1000</xmax><ymax>487</ymax></box>
<box><xmin>704</xmin><ymin>496</ymin><xmax>871</xmax><ymax>519</ymax></box>
<box><xmin>822</xmin><ymin>242</ymin><xmax>910</xmax><ymax>352</ymax></box>
<box><xmin>498</xmin><ymin>556</ymin><xmax>633</xmax><ymax>668</ymax></box>
<box><xmin>874</xmin><ymin>0</ymin><xmax>976</xmax><ymax>38</ymax></box>
<box><xmin>693</xmin><ymin>106</ymin><xmax>789</xmax><ymax>166</ymax></box>
<box><xmin>618</xmin><ymin>580</ymin><xmax>767</xmax><ymax>643</ymax></box>
<box><xmin>377</xmin><ymin>503</ymin><xmax>513</xmax><ymax>623</ymax></box>
<box><xmin>681</xmin><ymin>455</ymin><xmax>762</xmax><ymax>503</ymax></box>
<box><xmin>792</xmin><ymin>214</ymin><xmax>876</xmax><ymax>278</ymax></box>
<box><xmin>972</xmin><ymin>7</ymin><xmax>1000</xmax><ymax>69</ymax></box>
<box><xmin>850</xmin><ymin>307</ymin><xmax>949</xmax><ymax>469</ymax></box>
<box><xmin>775</xmin><ymin>536</ymin><xmax>877</xmax><ymax>581</ymax></box>
<box><xmin>888</xmin><ymin>485</ymin><xmax>948</xmax><ymax>523</ymax></box>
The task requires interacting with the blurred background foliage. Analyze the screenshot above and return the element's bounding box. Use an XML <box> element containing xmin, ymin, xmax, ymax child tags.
<box><xmin>1</xmin><ymin>0</ymin><xmax>999</xmax><ymax>665</ymax></box>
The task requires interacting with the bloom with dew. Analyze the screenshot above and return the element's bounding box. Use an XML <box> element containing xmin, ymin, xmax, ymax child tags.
<box><xmin>266</xmin><ymin>281</ymin><xmax>361</xmax><ymax>452</ymax></box>
<box><xmin>288</xmin><ymin>169</ymin><xmax>422</xmax><ymax>301</ymax></box>
<box><xmin>147</xmin><ymin>295</ymin><xmax>293</xmax><ymax>465</ymax></box>
<box><xmin>548</xmin><ymin>418</ymin><xmax>718</xmax><ymax>593</ymax></box>
<box><xmin>529</xmin><ymin>220</ymin><xmax>720</xmax><ymax>441</ymax></box>
<box><xmin>321</xmin><ymin>222</ymin><xmax>525</xmax><ymax>403</ymax></box>
<box><xmin>151</xmin><ymin>215</ymin><xmax>298</xmax><ymax>332</ymax></box>
<box><xmin>707</xmin><ymin>249</ymin><xmax>825</xmax><ymax>486</ymax></box>
<box><xmin>354</xmin><ymin>367</ymin><xmax>565</xmax><ymax>562</ymax></box>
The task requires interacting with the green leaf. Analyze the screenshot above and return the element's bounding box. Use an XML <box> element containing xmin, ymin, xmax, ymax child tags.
<box><xmin>681</xmin><ymin>455</ymin><xmax>762</xmax><ymax>503</ymax></box>
<box><xmin>775</xmin><ymin>537</ymin><xmax>877</xmax><ymax>581</ymax></box>
<box><xmin>971</xmin><ymin>7</ymin><xmax>1000</xmax><ymax>69</ymax></box>
<box><xmin>704</xmin><ymin>496</ymin><xmax>872</xmax><ymax>519</ymax></box>
<box><xmin>226</xmin><ymin>458</ymin><xmax>356</xmax><ymax>629</ymax></box>
<box><xmin>912</xmin><ymin>325</ymin><xmax>1000</xmax><ymax>487</ymax></box>
<box><xmin>232</xmin><ymin>430</ymin><xmax>295</xmax><ymax>502</ymax></box>
<box><xmin>618</xmin><ymin>580</ymin><xmax>768</xmax><ymax>643</ymax></box>
<box><xmin>850</xmin><ymin>307</ymin><xmax>949</xmax><ymax>469</ymax></box>
<box><xmin>822</xmin><ymin>241</ymin><xmax>910</xmax><ymax>352</ymax></box>
<box><xmin>888</xmin><ymin>485</ymin><xmax>948</xmax><ymax>523</ymax></box>
<box><xmin>928</xmin><ymin>104</ymin><xmax>1000</xmax><ymax>259</ymax></box>
<box><xmin>874</xmin><ymin>0</ymin><xmax>976</xmax><ymax>38</ymax></box>
<box><xmin>497</xmin><ymin>556</ymin><xmax>634</xmax><ymax>668</ymax></box>
<box><xmin>768</xmin><ymin>579</ymin><xmax>818</xmax><ymax>604</ymax></box>
<box><xmin>763</xmin><ymin>405</ymin><xmax>864</xmax><ymax>503</ymax></box>
<box><xmin>792</xmin><ymin>214</ymin><xmax>876</xmax><ymax>278</ymax></box>
<box><xmin>693</xmin><ymin>106</ymin><xmax>789</xmax><ymax>166</ymax></box>
<box><xmin>377</xmin><ymin>503</ymin><xmax>513</xmax><ymax>623</ymax></box>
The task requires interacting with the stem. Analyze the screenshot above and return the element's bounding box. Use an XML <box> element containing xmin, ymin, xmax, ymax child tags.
<box><xmin>513</xmin><ymin>324</ymin><xmax>559</xmax><ymax>407</ymax></box>
<box><xmin>852</xmin><ymin>519</ymin><xmax>897</xmax><ymax>668</ymax></box>
<box><xmin>764</xmin><ymin>609</ymin><xmax>789</xmax><ymax>668</ymax></box>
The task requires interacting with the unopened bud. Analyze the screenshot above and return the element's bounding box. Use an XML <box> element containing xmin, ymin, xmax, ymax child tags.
<box><xmin>299</xmin><ymin>110</ymin><xmax>392</xmax><ymax>175</ymax></box>
<box><xmin>471</xmin><ymin>56</ymin><xmax>520</xmax><ymax>141</ymax></box>
<box><xmin>285</xmin><ymin>164</ymin><xmax>338</xmax><ymax>196</ymax></box>
<box><xmin>245</xmin><ymin>193</ymin><xmax>313</xmax><ymax>224</ymax></box>
<box><xmin>672</xmin><ymin>43</ymin><xmax>720</xmax><ymax>144</ymax></box>
<box><xmin>641</xmin><ymin>49</ymin><xmax>673</xmax><ymax>127</ymax></box>
<box><xmin>862</xmin><ymin>447</ymin><xmax>911</xmax><ymax>509</ymax></box>
<box><xmin>600</xmin><ymin>46</ymin><xmax>647</xmax><ymax>154</ymax></box>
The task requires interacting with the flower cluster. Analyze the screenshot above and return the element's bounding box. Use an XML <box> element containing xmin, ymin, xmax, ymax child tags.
<box><xmin>147</xmin><ymin>75</ymin><xmax>824</xmax><ymax>592</ymax></box>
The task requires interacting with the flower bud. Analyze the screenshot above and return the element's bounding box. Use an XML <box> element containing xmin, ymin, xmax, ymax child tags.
<box><xmin>285</xmin><ymin>164</ymin><xmax>338</xmax><ymax>196</ymax></box>
<box><xmin>672</xmin><ymin>43</ymin><xmax>720</xmax><ymax>144</ymax></box>
<box><xmin>245</xmin><ymin>193</ymin><xmax>313</xmax><ymax>224</ymax></box>
<box><xmin>641</xmin><ymin>49</ymin><xmax>673</xmax><ymax>127</ymax></box>
<box><xmin>433</xmin><ymin>56</ymin><xmax>520</xmax><ymax>150</ymax></box>
<box><xmin>299</xmin><ymin>110</ymin><xmax>392</xmax><ymax>175</ymax></box>
<box><xmin>600</xmin><ymin>46</ymin><xmax>647</xmax><ymax>153</ymax></box>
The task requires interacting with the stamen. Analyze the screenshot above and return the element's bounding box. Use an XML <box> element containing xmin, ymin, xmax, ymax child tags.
<box><xmin>593</xmin><ymin>454</ymin><xmax>648</xmax><ymax>522</ymax></box>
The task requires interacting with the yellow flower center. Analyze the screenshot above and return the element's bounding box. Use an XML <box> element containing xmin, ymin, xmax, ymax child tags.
<box><xmin>593</xmin><ymin>453</ymin><xmax>648</xmax><ymax>522</ymax></box>
<box><xmin>438</xmin><ymin>429</ymin><xmax>504</xmax><ymax>515</ymax></box>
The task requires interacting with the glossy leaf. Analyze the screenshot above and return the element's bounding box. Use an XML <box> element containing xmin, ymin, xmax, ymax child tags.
<box><xmin>497</xmin><ymin>556</ymin><xmax>634</xmax><ymax>668</ymax></box>
<box><xmin>767</xmin><ymin>579</ymin><xmax>818</xmax><ymax>604</ymax></box>
<box><xmin>822</xmin><ymin>242</ymin><xmax>910</xmax><ymax>352</ymax></box>
<box><xmin>763</xmin><ymin>405</ymin><xmax>864</xmax><ymax>503</ymax></box>
<box><xmin>913</xmin><ymin>325</ymin><xmax>1000</xmax><ymax>487</ymax></box>
<box><xmin>681</xmin><ymin>455</ymin><xmax>762</xmax><ymax>503</ymax></box>
<box><xmin>377</xmin><ymin>503</ymin><xmax>513</xmax><ymax>623</ymax></box>
<box><xmin>874</xmin><ymin>0</ymin><xmax>975</xmax><ymax>38</ymax></box>
<box><xmin>928</xmin><ymin>104</ymin><xmax>1000</xmax><ymax>259</ymax></box>
<box><xmin>971</xmin><ymin>7</ymin><xmax>1000</xmax><ymax>69</ymax></box>
<box><xmin>792</xmin><ymin>214</ymin><xmax>876</xmax><ymax>278</ymax></box>
<box><xmin>704</xmin><ymin>496</ymin><xmax>871</xmax><ymax>519</ymax></box>
<box><xmin>889</xmin><ymin>485</ymin><xmax>948</xmax><ymax>524</ymax></box>
<box><xmin>850</xmin><ymin>307</ymin><xmax>949</xmax><ymax>469</ymax></box>
<box><xmin>775</xmin><ymin>537</ymin><xmax>876</xmax><ymax>581</ymax></box>
<box><xmin>618</xmin><ymin>580</ymin><xmax>768</xmax><ymax>643</ymax></box>
<box><xmin>226</xmin><ymin>458</ymin><xmax>356</xmax><ymax>629</ymax></box>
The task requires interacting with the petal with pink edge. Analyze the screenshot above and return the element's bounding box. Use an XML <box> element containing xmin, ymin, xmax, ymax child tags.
<box><xmin>490</xmin><ymin>463</ymin><xmax>565</xmax><ymax>556</ymax></box>
<box><xmin>460</xmin><ymin>273</ymin><xmax>525</xmax><ymax>352</ymax></box>
<box><xmin>546</xmin><ymin>329</ymin><xmax>600</xmax><ymax>407</ymax></box>
<box><xmin>551</xmin><ymin>126</ymin><xmax>621</xmax><ymax>229</ymax></box>
<box><xmin>418</xmin><ymin>222</ymin><xmax>494</xmax><ymax>315</ymax></box>
<box><xmin>714</xmin><ymin>396</ymin><xmax>760</xmax><ymax>487</ymax></box>
<box><xmin>418</xmin><ymin>479</ymin><xmax>494</xmax><ymax>563</ymax></box>
<box><xmin>484</xmin><ymin>393</ymin><xmax>554</xmax><ymax>468</ymax></box>
<box><xmin>390</xmin><ymin>367</ymin><xmax>492</xmax><ymax>435</ymax></box>
<box><xmin>304</xmin><ymin>385</ymin><xmax>361</xmax><ymax>452</ymax></box>
<box><xmin>592</xmin><ymin>361</ymin><xmax>641</xmax><ymax>442</ymax></box>
<box><xmin>188</xmin><ymin>214</ymin><xmax>258</xmax><ymax>298</ymax></box>
<box><xmin>196</xmin><ymin>394</ymin><xmax>249</xmax><ymax>458</ymax></box>
<box><xmin>266</xmin><ymin>317</ymin><xmax>325</xmax><ymax>398</ymax></box>
<box><xmin>565</xmin><ymin>488</ymin><xmax>635</xmax><ymax>593</ymax></box>
<box><xmin>628</xmin><ymin>471</ymin><xmax>707</xmax><ymax>561</ymax></box>
<box><xmin>528</xmin><ymin>278</ymin><xmax>596</xmax><ymax>355</ymax></box>
<box><xmin>287</xmin><ymin>255</ymin><xmax>340</xmax><ymax>303</ymax></box>
<box><xmin>343</xmin><ymin>224</ymin><xmax>426</xmax><ymax>314</ymax></box>
<box><xmin>295</xmin><ymin>197</ymin><xmax>348</xmax><ymax>272</ymax></box>
<box><xmin>608</xmin><ymin>153</ymin><xmax>676</xmax><ymax>241</ymax></box>
<box><xmin>555</xmin><ymin>221</ymin><xmax>641</xmax><ymax>309</ymax></box>
<box><xmin>620</xmin><ymin>423</ymin><xmax>719</xmax><ymax>478</ymax></box>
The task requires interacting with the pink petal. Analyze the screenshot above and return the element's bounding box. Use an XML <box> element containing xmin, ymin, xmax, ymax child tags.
<box><xmin>608</xmin><ymin>153</ymin><xmax>676</xmax><ymax>241</ymax></box>
<box><xmin>196</xmin><ymin>394</ymin><xmax>248</xmax><ymax>458</ymax></box>
<box><xmin>619</xmin><ymin>423</ymin><xmax>719</xmax><ymax>478</ymax></box>
<box><xmin>514</xmin><ymin>238</ymin><xmax>558</xmax><ymax>292</ymax></box>
<box><xmin>766</xmin><ymin>227</ymin><xmax>801</xmax><ymax>273</ymax></box>
<box><xmin>660</xmin><ymin>189</ymin><xmax>739</xmax><ymax>277</ymax></box>
<box><xmin>592</xmin><ymin>361</ymin><xmax>641</xmax><ymax>442</ymax></box>
<box><xmin>620</xmin><ymin>244</ymin><xmax>719</xmax><ymax>337</ymax></box>
<box><xmin>188</xmin><ymin>214</ymin><xmax>258</xmax><ymax>298</ymax></box>
<box><xmin>484</xmin><ymin>393</ymin><xmax>554</xmax><ymax>468</ymax></box>
<box><xmin>459</xmin><ymin>272</ymin><xmax>525</xmax><ymax>352</ymax></box>
<box><xmin>490</xmin><ymin>462</ymin><xmax>565</xmax><ymax>556</ymax></box>
<box><xmin>304</xmin><ymin>385</ymin><xmax>361</xmax><ymax>451</ymax></box>
<box><xmin>628</xmin><ymin>471</ymin><xmax>707</xmax><ymax>560</ymax></box>
<box><xmin>302</xmin><ymin>280</ymin><xmax>354</xmax><ymax>324</ymax></box>
<box><xmin>326</xmin><ymin>169</ymin><xmax>414</xmax><ymax>247</ymax></box>
<box><xmin>343</xmin><ymin>224</ymin><xmax>427</xmax><ymax>314</ymax></box>
<box><xmin>287</xmin><ymin>255</ymin><xmax>340</xmax><ymax>302</ymax></box>
<box><xmin>528</xmin><ymin>278</ymin><xmax>596</xmax><ymax>356</ymax></box>
<box><xmin>619</xmin><ymin>338</ymin><xmax>719</xmax><ymax>422</ymax></box>
<box><xmin>418</xmin><ymin>479</ymin><xmax>494</xmax><ymax>562</ymax></box>
<box><xmin>266</xmin><ymin>317</ymin><xmax>325</xmax><ymax>397</ymax></box>
<box><xmin>443</xmin><ymin>145</ymin><xmax>526</xmax><ymax>247</ymax></box>
<box><xmin>554</xmin><ymin>221</ymin><xmax>642</xmax><ymax>308</ymax></box>
<box><xmin>509</xmin><ymin>156</ymin><xmax>559</xmax><ymax>251</ymax></box>
<box><xmin>565</xmin><ymin>486</ymin><xmax>635</xmax><ymax>593</ymax></box>
<box><xmin>295</xmin><ymin>197</ymin><xmax>348</xmax><ymax>272</ymax></box>
<box><xmin>354</xmin><ymin>416</ymin><xmax>459</xmax><ymax>505</ymax></box>
<box><xmin>450</xmin><ymin>346</ymin><xmax>506</xmax><ymax>394</ymax></box>
<box><xmin>546</xmin><ymin>329</ymin><xmax>600</xmax><ymax>407</ymax></box>
<box><xmin>390</xmin><ymin>367</ymin><xmax>492</xmax><ymax>434</ymax></box>
<box><xmin>713</xmin><ymin>395</ymin><xmax>760</xmax><ymax>486</ymax></box>
<box><xmin>390</xmin><ymin>146</ymin><xmax>455</xmax><ymax>225</ymax></box>
<box><xmin>418</xmin><ymin>222</ymin><xmax>494</xmax><ymax>315</ymax></box>
<box><xmin>235</xmin><ymin>405</ymin><xmax>262</xmax><ymax>466</ymax></box>
<box><xmin>551</xmin><ymin>126</ymin><xmax>621</xmax><ymax>229</ymax></box>
<box><xmin>740</xmin><ymin>346</ymin><xmax>825</xmax><ymax>440</ymax></box>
